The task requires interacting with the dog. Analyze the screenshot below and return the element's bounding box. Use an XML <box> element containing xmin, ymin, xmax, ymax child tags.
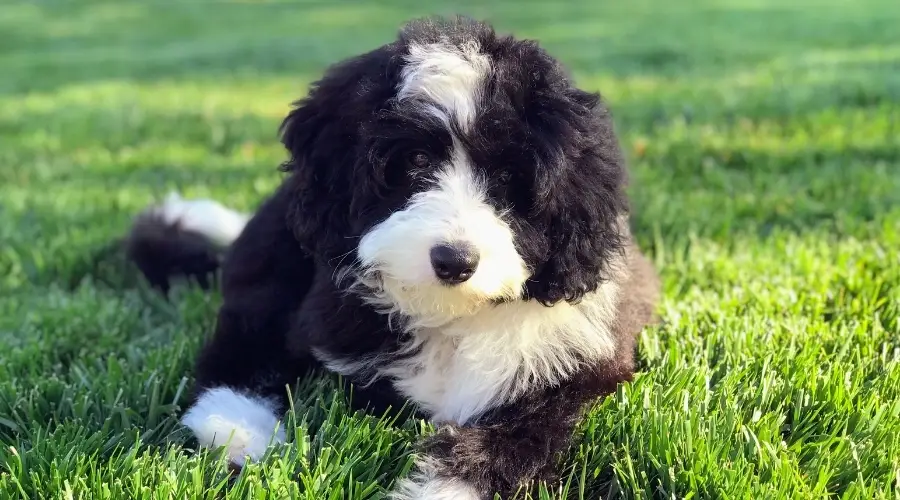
<box><xmin>128</xmin><ymin>16</ymin><xmax>660</xmax><ymax>500</ymax></box>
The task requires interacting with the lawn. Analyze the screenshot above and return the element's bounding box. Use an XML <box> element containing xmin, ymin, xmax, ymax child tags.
<box><xmin>1</xmin><ymin>0</ymin><xmax>899</xmax><ymax>498</ymax></box>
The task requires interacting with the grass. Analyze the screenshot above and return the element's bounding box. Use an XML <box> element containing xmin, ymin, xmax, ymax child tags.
<box><xmin>1</xmin><ymin>0</ymin><xmax>899</xmax><ymax>498</ymax></box>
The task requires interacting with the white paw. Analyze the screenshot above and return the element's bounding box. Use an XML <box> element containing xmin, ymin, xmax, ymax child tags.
<box><xmin>389</xmin><ymin>458</ymin><xmax>481</xmax><ymax>500</ymax></box>
<box><xmin>181</xmin><ymin>387</ymin><xmax>286</xmax><ymax>466</ymax></box>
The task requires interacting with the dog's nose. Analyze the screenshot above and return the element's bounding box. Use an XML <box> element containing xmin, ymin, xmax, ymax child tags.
<box><xmin>430</xmin><ymin>243</ymin><xmax>479</xmax><ymax>284</ymax></box>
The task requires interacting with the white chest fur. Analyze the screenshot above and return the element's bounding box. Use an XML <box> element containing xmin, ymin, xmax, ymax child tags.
<box><xmin>312</xmin><ymin>281</ymin><xmax>621</xmax><ymax>426</ymax></box>
<box><xmin>385</xmin><ymin>286</ymin><xmax>618</xmax><ymax>424</ymax></box>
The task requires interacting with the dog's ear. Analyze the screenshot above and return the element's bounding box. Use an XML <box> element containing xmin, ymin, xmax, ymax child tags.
<box><xmin>525</xmin><ymin>90</ymin><xmax>630</xmax><ymax>305</ymax></box>
<box><xmin>278</xmin><ymin>46</ymin><xmax>398</xmax><ymax>261</ymax></box>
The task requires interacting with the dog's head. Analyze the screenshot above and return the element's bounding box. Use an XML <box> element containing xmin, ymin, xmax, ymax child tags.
<box><xmin>281</xmin><ymin>17</ymin><xmax>628</xmax><ymax>327</ymax></box>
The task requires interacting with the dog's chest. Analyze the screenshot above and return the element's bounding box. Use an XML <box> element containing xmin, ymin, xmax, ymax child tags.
<box><xmin>382</xmin><ymin>331</ymin><xmax>487</xmax><ymax>425</ymax></box>
<box><xmin>313</xmin><ymin>324</ymin><xmax>502</xmax><ymax>425</ymax></box>
<box><xmin>314</xmin><ymin>295</ymin><xmax>617</xmax><ymax>425</ymax></box>
<box><xmin>378</xmin><ymin>298</ymin><xmax>616</xmax><ymax>425</ymax></box>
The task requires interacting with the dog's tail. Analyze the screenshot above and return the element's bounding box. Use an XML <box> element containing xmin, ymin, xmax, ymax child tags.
<box><xmin>124</xmin><ymin>192</ymin><xmax>250</xmax><ymax>294</ymax></box>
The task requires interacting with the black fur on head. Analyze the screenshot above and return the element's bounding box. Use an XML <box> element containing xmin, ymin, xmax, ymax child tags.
<box><xmin>279</xmin><ymin>16</ymin><xmax>629</xmax><ymax>307</ymax></box>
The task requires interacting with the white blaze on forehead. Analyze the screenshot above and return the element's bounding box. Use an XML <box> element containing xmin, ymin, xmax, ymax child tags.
<box><xmin>397</xmin><ymin>40</ymin><xmax>491</xmax><ymax>131</ymax></box>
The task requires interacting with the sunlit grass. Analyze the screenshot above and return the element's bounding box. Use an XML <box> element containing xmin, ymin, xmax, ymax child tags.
<box><xmin>1</xmin><ymin>0</ymin><xmax>898</xmax><ymax>498</ymax></box>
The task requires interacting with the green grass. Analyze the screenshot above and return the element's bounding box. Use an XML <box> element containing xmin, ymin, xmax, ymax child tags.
<box><xmin>1</xmin><ymin>0</ymin><xmax>899</xmax><ymax>498</ymax></box>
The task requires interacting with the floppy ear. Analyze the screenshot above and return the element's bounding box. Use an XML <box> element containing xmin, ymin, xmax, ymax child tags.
<box><xmin>278</xmin><ymin>46</ymin><xmax>399</xmax><ymax>261</ymax></box>
<box><xmin>525</xmin><ymin>90</ymin><xmax>630</xmax><ymax>305</ymax></box>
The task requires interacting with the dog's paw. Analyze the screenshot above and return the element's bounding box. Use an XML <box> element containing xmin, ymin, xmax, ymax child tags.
<box><xmin>388</xmin><ymin>458</ymin><xmax>481</xmax><ymax>500</ymax></box>
<box><xmin>181</xmin><ymin>387</ymin><xmax>286</xmax><ymax>467</ymax></box>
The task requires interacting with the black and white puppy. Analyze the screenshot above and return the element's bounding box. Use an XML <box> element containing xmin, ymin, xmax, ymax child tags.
<box><xmin>176</xmin><ymin>16</ymin><xmax>660</xmax><ymax>500</ymax></box>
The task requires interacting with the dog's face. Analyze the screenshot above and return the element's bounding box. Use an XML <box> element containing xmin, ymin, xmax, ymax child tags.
<box><xmin>281</xmin><ymin>17</ymin><xmax>628</xmax><ymax>327</ymax></box>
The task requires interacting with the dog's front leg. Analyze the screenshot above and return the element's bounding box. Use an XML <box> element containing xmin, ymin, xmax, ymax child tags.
<box><xmin>390</xmin><ymin>366</ymin><xmax>629</xmax><ymax>500</ymax></box>
<box><xmin>180</xmin><ymin>188</ymin><xmax>318</xmax><ymax>468</ymax></box>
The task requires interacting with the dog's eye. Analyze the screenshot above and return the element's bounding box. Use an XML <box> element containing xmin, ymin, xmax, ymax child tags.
<box><xmin>407</xmin><ymin>150</ymin><xmax>432</xmax><ymax>169</ymax></box>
